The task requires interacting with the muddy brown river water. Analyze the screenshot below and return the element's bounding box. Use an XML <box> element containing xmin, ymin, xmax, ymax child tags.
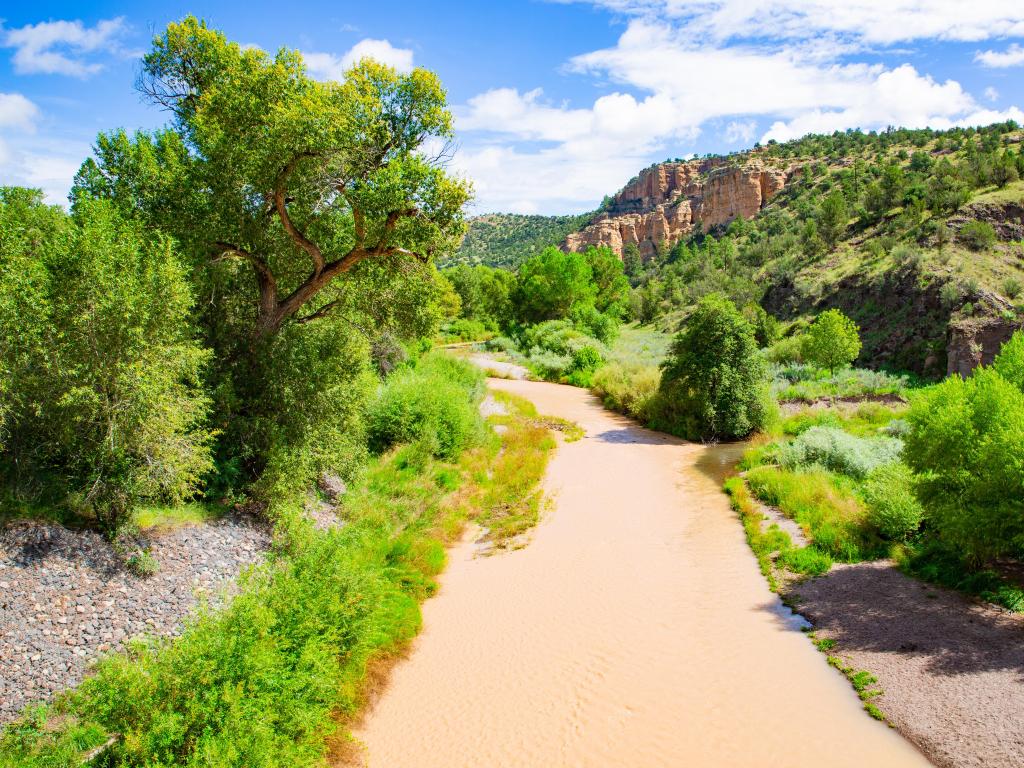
<box><xmin>353</xmin><ymin>379</ymin><xmax>930</xmax><ymax>767</ymax></box>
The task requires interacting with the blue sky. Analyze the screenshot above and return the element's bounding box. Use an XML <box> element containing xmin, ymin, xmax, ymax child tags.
<box><xmin>2</xmin><ymin>1</ymin><xmax>1024</xmax><ymax>214</ymax></box>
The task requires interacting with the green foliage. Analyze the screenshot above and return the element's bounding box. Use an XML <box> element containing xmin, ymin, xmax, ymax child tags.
<box><xmin>512</xmin><ymin>247</ymin><xmax>597</xmax><ymax>324</ymax></box>
<box><xmin>861</xmin><ymin>462</ymin><xmax>924</xmax><ymax>540</ymax></box>
<box><xmin>450</xmin><ymin>213</ymin><xmax>591</xmax><ymax>268</ymax></box>
<box><xmin>777</xmin><ymin>426</ymin><xmax>903</xmax><ymax>479</ymax></box>
<box><xmin>769</xmin><ymin>363</ymin><xmax>909</xmax><ymax>402</ymax></box>
<box><xmin>591</xmin><ymin>362</ymin><xmax>662</xmax><ymax>424</ymax></box>
<box><xmin>655</xmin><ymin>294</ymin><xmax>771</xmax><ymax>440</ymax></box>
<box><xmin>817</xmin><ymin>189</ymin><xmax>848</xmax><ymax>247</ymax></box>
<box><xmin>958</xmin><ymin>220</ymin><xmax>997</xmax><ymax>251</ymax></box>
<box><xmin>802</xmin><ymin>309</ymin><xmax>861</xmax><ymax>375</ymax></box>
<box><xmin>443</xmin><ymin>264</ymin><xmax>514</xmax><ymax>330</ymax></box>
<box><xmin>746</xmin><ymin>466</ymin><xmax>880</xmax><ymax>561</ymax></box>
<box><xmin>368</xmin><ymin>353</ymin><xmax>485</xmax><ymax>461</ymax></box>
<box><xmin>0</xmin><ymin>192</ymin><xmax>212</xmax><ymax>533</ymax></box>
<box><xmin>905</xmin><ymin>359</ymin><xmax>1024</xmax><ymax>565</ymax></box>
<box><xmin>582</xmin><ymin>246</ymin><xmax>631</xmax><ymax>318</ymax></box>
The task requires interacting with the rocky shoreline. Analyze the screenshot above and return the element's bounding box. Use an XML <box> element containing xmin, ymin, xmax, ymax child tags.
<box><xmin>0</xmin><ymin>515</ymin><xmax>270</xmax><ymax>724</ymax></box>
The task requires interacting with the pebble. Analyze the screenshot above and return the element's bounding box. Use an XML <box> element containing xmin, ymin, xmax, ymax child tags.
<box><xmin>0</xmin><ymin>515</ymin><xmax>270</xmax><ymax>724</ymax></box>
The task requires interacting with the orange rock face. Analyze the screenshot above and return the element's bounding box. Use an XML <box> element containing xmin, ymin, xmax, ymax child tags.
<box><xmin>565</xmin><ymin>158</ymin><xmax>787</xmax><ymax>259</ymax></box>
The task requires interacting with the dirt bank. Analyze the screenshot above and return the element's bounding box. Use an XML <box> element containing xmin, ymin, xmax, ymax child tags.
<box><xmin>350</xmin><ymin>380</ymin><xmax>928</xmax><ymax>767</ymax></box>
<box><xmin>792</xmin><ymin>561</ymin><xmax>1024</xmax><ymax>768</ymax></box>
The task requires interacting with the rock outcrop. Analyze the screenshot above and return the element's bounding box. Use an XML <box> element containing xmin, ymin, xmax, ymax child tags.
<box><xmin>565</xmin><ymin>158</ymin><xmax>787</xmax><ymax>259</ymax></box>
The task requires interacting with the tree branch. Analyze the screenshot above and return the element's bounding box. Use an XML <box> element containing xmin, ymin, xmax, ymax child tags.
<box><xmin>296</xmin><ymin>300</ymin><xmax>341</xmax><ymax>324</ymax></box>
<box><xmin>274</xmin><ymin>154</ymin><xmax>325</xmax><ymax>274</ymax></box>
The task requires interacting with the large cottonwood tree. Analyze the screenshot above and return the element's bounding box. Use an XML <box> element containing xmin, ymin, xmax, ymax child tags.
<box><xmin>75</xmin><ymin>16</ymin><xmax>470</xmax><ymax>339</ymax></box>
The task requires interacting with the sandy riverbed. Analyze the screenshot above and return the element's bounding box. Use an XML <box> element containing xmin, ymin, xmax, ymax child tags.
<box><xmin>350</xmin><ymin>379</ymin><xmax>929</xmax><ymax>767</ymax></box>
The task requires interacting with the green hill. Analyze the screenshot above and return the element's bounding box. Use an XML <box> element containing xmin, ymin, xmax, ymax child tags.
<box><xmin>446</xmin><ymin>212</ymin><xmax>592</xmax><ymax>268</ymax></box>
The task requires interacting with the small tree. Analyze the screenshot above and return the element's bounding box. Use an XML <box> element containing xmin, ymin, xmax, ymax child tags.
<box><xmin>802</xmin><ymin>309</ymin><xmax>861</xmax><ymax>375</ymax></box>
<box><xmin>818</xmin><ymin>189</ymin><xmax>848</xmax><ymax>247</ymax></box>
<box><xmin>655</xmin><ymin>294</ymin><xmax>769</xmax><ymax>440</ymax></box>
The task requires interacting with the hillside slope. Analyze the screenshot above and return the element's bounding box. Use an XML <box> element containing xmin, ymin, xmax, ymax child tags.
<box><xmin>563</xmin><ymin>123</ymin><xmax>1024</xmax><ymax>377</ymax></box>
<box><xmin>446</xmin><ymin>212</ymin><xmax>591</xmax><ymax>268</ymax></box>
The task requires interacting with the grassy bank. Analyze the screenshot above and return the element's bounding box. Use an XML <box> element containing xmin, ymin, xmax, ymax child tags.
<box><xmin>1</xmin><ymin>364</ymin><xmax>557</xmax><ymax>768</ymax></box>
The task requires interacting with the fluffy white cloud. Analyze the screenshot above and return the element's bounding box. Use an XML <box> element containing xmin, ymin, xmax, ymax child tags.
<box><xmin>724</xmin><ymin>119</ymin><xmax>756</xmax><ymax>144</ymax></box>
<box><xmin>976</xmin><ymin>44</ymin><xmax>1024</xmax><ymax>68</ymax></box>
<box><xmin>454</xmin><ymin>14</ymin><xmax>1015</xmax><ymax>214</ymax></box>
<box><xmin>985</xmin><ymin>86</ymin><xmax>1000</xmax><ymax>102</ymax></box>
<box><xmin>564</xmin><ymin>1</ymin><xmax>1024</xmax><ymax>46</ymax></box>
<box><xmin>1</xmin><ymin>17</ymin><xmax>128</xmax><ymax>77</ymax></box>
<box><xmin>0</xmin><ymin>134</ymin><xmax>90</xmax><ymax>205</ymax></box>
<box><xmin>456</xmin><ymin>9</ymin><xmax>1024</xmax><ymax>212</ymax></box>
<box><xmin>304</xmin><ymin>38</ymin><xmax>414</xmax><ymax>80</ymax></box>
<box><xmin>0</xmin><ymin>93</ymin><xmax>39</xmax><ymax>131</ymax></box>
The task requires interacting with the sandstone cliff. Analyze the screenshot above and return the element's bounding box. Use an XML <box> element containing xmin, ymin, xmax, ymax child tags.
<box><xmin>565</xmin><ymin>158</ymin><xmax>787</xmax><ymax>258</ymax></box>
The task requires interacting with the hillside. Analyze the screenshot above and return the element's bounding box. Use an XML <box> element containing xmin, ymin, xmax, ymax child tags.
<box><xmin>562</xmin><ymin>123</ymin><xmax>1024</xmax><ymax>377</ymax></box>
<box><xmin>448</xmin><ymin>212</ymin><xmax>592</xmax><ymax>267</ymax></box>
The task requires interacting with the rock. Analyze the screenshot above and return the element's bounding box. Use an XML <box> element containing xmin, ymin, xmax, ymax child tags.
<box><xmin>317</xmin><ymin>472</ymin><xmax>347</xmax><ymax>502</ymax></box>
<box><xmin>564</xmin><ymin>156</ymin><xmax>788</xmax><ymax>258</ymax></box>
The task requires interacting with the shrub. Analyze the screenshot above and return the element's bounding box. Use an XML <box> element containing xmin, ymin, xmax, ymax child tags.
<box><xmin>367</xmin><ymin>354</ymin><xmax>484</xmax><ymax>461</ymax></box>
<box><xmin>905</xmin><ymin>366</ymin><xmax>1024</xmax><ymax>564</ymax></box>
<box><xmin>940</xmin><ymin>280</ymin><xmax>964</xmax><ymax>308</ymax></box>
<box><xmin>570</xmin><ymin>304</ymin><xmax>619</xmax><ymax>344</ymax></box>
<box><xmin>1003</xmin><ymin>277</ymin><xmax>1022</xmax><ymax>301</ymax></box>
<box><xmin>764</xmin><ymin>335</ymin><xmax>805</xmax><ymax>364</ymax></box>
<box><xmin>655</xmin><ymin>294</ymin><xmax>771</xmax><ymax>440</ymax></box>
<box><xmin>958</xmin><ymin>220</ymin><xmax>997</xmax><ymax>251</ymax></box>
<box><xmin>802</xmin><ymin>309</ymin><xmax>861</xmax><ymax>375</ymax></box>
<box><xmin>0</xmin><ymin>194</ymin><xmax>213</xmax><ymax>533</ymax></box>
<box><xmin>591</xmin><ymin>362</ymin><xmax>661</xmax><ymax>423</ymax></box>
<box><xmin>777</xmin><ymin>426</ymin><xmax>903</xmax><ymax>479</ymax></box>
<box><xmin>862</xmin><ymin>462</ymin><xmax>924</xmax><ymax>540</ymax></box>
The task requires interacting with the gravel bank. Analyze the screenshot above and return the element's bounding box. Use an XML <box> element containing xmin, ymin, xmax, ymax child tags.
<box><xmin>0</xmin><ymin>515</ymin><xmax>270</xmax><ymax>724</ymax></box>
<box><xmin>792</xmin><ymin>560</ymin><xmax>1024</xmax><ymax>768</ymax></box>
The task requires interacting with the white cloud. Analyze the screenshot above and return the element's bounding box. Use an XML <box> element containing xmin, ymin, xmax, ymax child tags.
<box><xmin>304</xmin><ymin>38</ymin><xmax>414</xmax><ymax>81</ymax></box>
<box><xmin>566</xmin><ymin>1</ymin><xmax>1024</xmax><ymax>46</ymax></box>
<box><xmin>0</xmin><ymin>133</ymin><xmax>90</xmax><ymax>205</ymax></box>
<box><xmin>724</xmin><ymin>119</ymin><xmax>756</xmax><ymax>144</ymax></box>
<box><xmin>1</xmin><ymin>17</ymin><xmax>128</xmax><ymax>77</ymax></box>
<box><xmin>0</xmin><ymin>93</ymin><xmax>40</xmax><ymax>131</ymax></box>
<box><xmin>455</xmin><ymin>9</ymin><xmax>1024</xmax><ymax>212</ymax></box>
<box><xmin>985</xmin><ymin>86</ymin><xmax>1000</xmax><ymax>102</ymax></box>
<box><xmin>976</xmin><ymin>44</ymin><xmax>1024</xmax><ymax>68</ymax></box>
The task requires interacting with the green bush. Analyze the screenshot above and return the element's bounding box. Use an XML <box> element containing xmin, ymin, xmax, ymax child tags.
<box><xmin>368</xmin><ymin>353</ymin><xmax>484</xmax><ymax>460</ymax></box>
<box><xmin>591</xmin><ymin>362</ymin><xmax>661</xmax><ymax>424</ymax></box>
<box><xmin>905</xmin><ymin>364</ymin><xmax>1024</xmax><ymax>565</ymax></box>
<box><xmin>862</xmin><ymin>462</ymin><xmax>924</xmax><ymax>540</ymax></box>
<box><xmin>958</xmin><ymin>220</ymin><xmax>997</xmax><ymax>251</ymax></box>
<box><xmin>764</xmin><ymin>335</ymin><xmax>805</xmax><ymax>364</ymax></box>
<box><xmin>746</xmin><ymin>465</ymin><xmax>879</xmax><ymax>561</ymax></box>
<box><xmin>655</xmin><ymin>294</ymin><xmax>771</xmax><ymax>440</ymax></box>
<box><xmin>0</xmin><ymin>192</ymin><xmax>213</xmax><ymax>533</ymax></box>
<box><xmin>777</xmin><ymin>426</ymin><xmax>903</xmax><ymax>479</ymax></box>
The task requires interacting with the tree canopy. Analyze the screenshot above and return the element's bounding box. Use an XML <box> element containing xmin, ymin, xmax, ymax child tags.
<box><xmin>74</xmin><ymin>16</ymin><xmax>470</xmax><ymax>339</ymax></box>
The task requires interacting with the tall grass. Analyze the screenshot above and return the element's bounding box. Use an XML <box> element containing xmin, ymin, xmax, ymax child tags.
<box><xmin>745</xmin><ymin>466</ymin><xmax>883</xmax><ymax>561</ymax></box>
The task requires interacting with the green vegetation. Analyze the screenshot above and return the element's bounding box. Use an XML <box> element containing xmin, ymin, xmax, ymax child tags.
<box><xmin>904</xmin><ymin>333</ymin><xmax>1024</xmax><ymax>566</ymax></box>
<box><xmin>655</xmin><ymin>294</ymin><xmax>772</xmax><ymax>440</ymax></box>
<box><xmin>732</xmin><ymin>331</ymin><xmax>1024</xmax><ymax>612</ymax></box>
<box><xmin>0</xmin><ymin>17</ymin><xmax>562</xmax><ymax>766</ymax></box>
<box><xmin>801</xmin><ymin>309</ymin><xmax>862</xmax><ymax>375</ymax></box>
<box><xmin>447</xmin><ymin>213</ymin><xmax>592</xmax><ymax>268</ymax></box>
<box><xmin>0</xmin><ymin>355</ymin><xmax>556</xmax><ymax>766</ymax></box>
<box><xmin>627</xmin><ymin>122</ymin><xmax>1024</xmax><ymax>377</ymax></box>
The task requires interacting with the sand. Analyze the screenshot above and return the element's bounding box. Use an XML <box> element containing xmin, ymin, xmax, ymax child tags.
<box><xmin>351</xmin><ymin>379</ymin><xmax>929</xmax><ymax>767</ymax></box>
